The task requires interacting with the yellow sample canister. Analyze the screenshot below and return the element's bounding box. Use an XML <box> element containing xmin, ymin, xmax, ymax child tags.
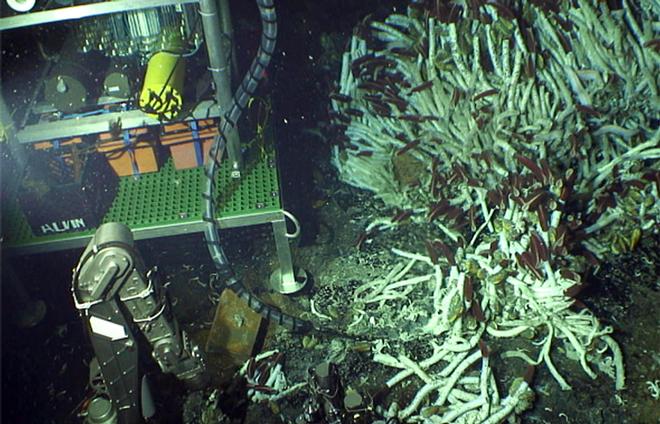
<box><xmin>139</xmin><ymin>52</ymin><xmax>185</xmax><ymax>120</ymax></box>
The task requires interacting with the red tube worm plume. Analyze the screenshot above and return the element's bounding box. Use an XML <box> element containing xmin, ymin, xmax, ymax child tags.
<box><xmin>471</xmin><ymin>298</ymin><xmax>486</xmax><ymax>322</ymax></box>
<box><xmin>433</xmin><ymin>239</ymin><xmax>455</xmax><ymax>266</ymax></box>
<box><xmin>479</xmin><ymin>339</ymin><xmax>490</xmax><ymax>358</ymax></box>
<box><xmin>391</xmin><ymin>209</ymin><xmax>413</xmax><ymax>224</ymax></box>
<box><xmin>463</xmin><ymin>276</ymin><xmax>474</xmax><ymax>303</ymax></box>
<box><xmin>354</xmin><ymin>228</ymin><xmax>379</xmax><ymax>251</ymax></box>
<box><xmin>524</xmin><ymin>365</ymin><xmax>536</xmax><ymax>385</ymax></box>
<box><xmin>425</xmin><ymin>240</ymin><xmax>439</xmax><ymax>265</ymax></box>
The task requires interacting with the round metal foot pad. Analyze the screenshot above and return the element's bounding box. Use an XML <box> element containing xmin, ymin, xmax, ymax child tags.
<box><xmin>270</xmin><ymin>267</ymin><xmax>309</xmax><ymax>295</ymax></box>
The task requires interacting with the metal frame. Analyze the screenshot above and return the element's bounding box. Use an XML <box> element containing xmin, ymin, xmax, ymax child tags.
<box><xmin>1</xmin><ymin>0</ymin><xmax>238</xmax><ymax>163</ymax></box>
<box><xmin>5</xmin><ymin>210</ymin><xmax>295</xmax><ymax>286</ymax></box>
<box><xmin>1</xmin><ymin>0</ymin><xmax>295</xmax><ymax>286</ymax></box>
<box><xmin>1</xmin><ymin>0</ymin><xmax>220</xmax><ymax>145</ymax></box>
<box><xmin>17</xmin><ymin>100</ymin><xmax>220</xmax><ymax>144</ymax></box>
<box><xmin>0</xmin><ymin>0</ymin><xmax>199</xmax><ymax>30</ymax></box>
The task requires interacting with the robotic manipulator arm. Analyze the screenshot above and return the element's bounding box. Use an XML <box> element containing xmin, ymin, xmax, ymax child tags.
<box><xmin>72</xmin><ymin>223</ymin><xmax>208</xmax><ymax>424</ymax></box>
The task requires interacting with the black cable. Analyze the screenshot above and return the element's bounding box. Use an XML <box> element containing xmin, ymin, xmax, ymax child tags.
<box><xmin>202</xmin><ymin>0</ymin><xmax>313</xmax><ymax>334</ymax></box>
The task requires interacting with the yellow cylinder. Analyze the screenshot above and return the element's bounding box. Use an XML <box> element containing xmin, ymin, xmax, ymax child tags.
<box><xmin>139</xmin><ymin>52</ymin><xmax>185</xmax><ymax>121</ymax></box>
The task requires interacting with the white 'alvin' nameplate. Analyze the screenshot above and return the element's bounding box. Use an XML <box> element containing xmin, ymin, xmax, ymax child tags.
<box><xmin>89</xmin><ymin>316</ymin><xmax>129</xmax><ymax>340</ymax></box>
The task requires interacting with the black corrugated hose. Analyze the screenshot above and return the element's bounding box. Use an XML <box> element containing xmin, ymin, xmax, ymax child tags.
<box><xmin>202</xmin><ymin>0</ymin><xmax>313</xmax><ymax>333</ymax></box>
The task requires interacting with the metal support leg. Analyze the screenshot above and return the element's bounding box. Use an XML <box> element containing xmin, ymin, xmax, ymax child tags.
<box><xmin>272</xmin><ymin>216</ymin><xmax>295</xmax><ymax>286</ymax></box>
<box><xmin>269</xmin><ymin>214</ymin><xmax>306</xmax><ymax>294</ymax></box>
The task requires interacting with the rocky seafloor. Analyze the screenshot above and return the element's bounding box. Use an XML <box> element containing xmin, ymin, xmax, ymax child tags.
<box><xmin>166</xmin><ymin>165</ymin><xmax>659</xmax><ymax>423</ymax></box>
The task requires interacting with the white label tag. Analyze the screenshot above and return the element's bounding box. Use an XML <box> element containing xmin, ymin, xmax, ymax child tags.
<box><xmin>89</xmin><ymin>316</ymin><xmax>129</xmax><ymax>341</ymax></box>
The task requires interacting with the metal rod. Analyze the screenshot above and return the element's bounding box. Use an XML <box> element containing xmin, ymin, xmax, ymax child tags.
<box><xmin>0</xmin><ymin>0</ymin><xmax>199</xmax><ymax>31</ymax></box>
<box><xmin>198</xmin><ymin>0</ymin><xmax>243</xmax><ymax>175</ymax></box>
<box><xmin>0</xmin><ymin>90</ymin><xmax>27</xmax><ymax>168</ymax></box>
<box><xmin>217</xmin><ymin>0</ymin><xmax>239</xmax><ymax>84</ymax></box>
<box><xmin>19</xmin><ymin>60</ymin><xmax>54</xmax><ymax>130</ymax></box>
<box><xmin>16</xmin><ymin>100</ymin><xmax>219</xmax><ymax>144</ymax></box>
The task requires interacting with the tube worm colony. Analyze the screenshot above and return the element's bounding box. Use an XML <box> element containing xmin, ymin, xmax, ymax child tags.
<box><xmin>330</xmin><ymin>1</ymin><xmax>658</xmax><ymax>422</ymax></box>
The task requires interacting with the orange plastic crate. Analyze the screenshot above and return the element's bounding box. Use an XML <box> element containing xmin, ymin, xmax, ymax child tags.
<box><xmin>160</xmin><ymin>119</ymin><xmax>218</xmax><ymax>170</ymax></box>
<box><xmin>33</xmin><ymin>137</ymin><xmax>84</xmax><ymax>181</ymax></box>
<box><xmin>34</xmin><ymin>136</ymin><xmax>83</xmax><ymax>152</ymax></box>
<box><xmin>97</xmin><ymin>128</ymin><xmax>159</xmax><ymax>177</ymax></box>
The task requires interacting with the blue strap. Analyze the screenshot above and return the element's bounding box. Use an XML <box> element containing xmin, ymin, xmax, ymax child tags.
<box><xmin>191</xmin><ymin>120</ymin><xmax>203</xmax><ymax>166</ymax></box>
<box><xmin>52</xmin><ymin>139</ymin><xmax>68</xmax><ymax>175</ymax></box>
<box><xmin>123</xmin><ymin>130</ymin><xmax>140</xmax><ymax>177</ymax></box>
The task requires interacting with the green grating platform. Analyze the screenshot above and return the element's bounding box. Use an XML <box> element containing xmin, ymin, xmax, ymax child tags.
<box><xmin>2</xmin><ymin>151</ymin><xmax>281</xmax><ymax>254</ymax></box>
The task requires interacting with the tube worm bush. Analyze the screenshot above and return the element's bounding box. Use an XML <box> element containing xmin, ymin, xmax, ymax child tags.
<box><xmin>329</xmin><ymin>0</ymin><xmax>657</xmax><ymax>421</ymax></box>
